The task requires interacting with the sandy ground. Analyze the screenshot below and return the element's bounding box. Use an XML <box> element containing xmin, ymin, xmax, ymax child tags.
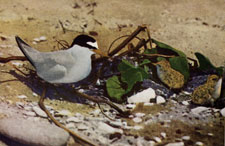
<box><xmin>0</xmin><ymin>0</ymin><xmax>224</xmax><ymax>145</ymax></box>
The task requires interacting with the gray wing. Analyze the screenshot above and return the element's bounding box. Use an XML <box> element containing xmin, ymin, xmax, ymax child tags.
<box><xmin>15</xmin><ymin>36</ymin><xmax>76</xmax><ymax>82</ymax></box>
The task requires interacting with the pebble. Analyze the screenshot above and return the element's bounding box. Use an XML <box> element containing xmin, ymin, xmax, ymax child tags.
<box><xmin>156</xmin><ymin>96</ymin><xmax>166</xmax><ymax>104</ymax></box>
<box><xmin>17</xmin><ymin>95</ymin><xmax>27</xmax><ymax>99</ymax></box>
<box><xmin>191</xmin><ymin>107</ymin><xmax>209</xmax><ymax>115</ymax></box>
<box><xmin>127</xmin><ymin>88</ymin><xmax>156</xmax><ymax>103</ymax></box>
<box><xmin>133</xmin><ymin>125</ymin><xmax>143</xmax><ymax>130</ymax></box>
<box><xmin>77</xmin><ymin>124</ymin><xmax>88</xmax><ymax>130</ymax></box>
<box><xmin>66</xmin><ymin>123</ymin><xmax>75</xmax><ymax>129</ymax></box>
<box><xmin>148</xmin><ymin>141</ymin><xmax>156</xmax><ymax>146</ymax></box>
<box><xmin>135</xmin><ymin>113</ymin><xmax>145</xmax><ymax>117</ymax></box>
<box><xmin>220</xmin><ymin>107</ymin><xmax>225</xmax><ymax>117</ymax></box>
<box><xmin>23</xmin><ymin>111</ymin><xmax>36</xmax><ymax>117</ymax></box>
<box><xmin>66</xmin><ymin>117</ymin><xmax>81</xmax><ymax>123</ymax></box>
<box><xmin>32</xmin><ymin>106</ymin><xmax>47</xmax><ymax>118</ymax></box>
<box><xmin>110</xmin><ymin>121</ymin><xmax>123</xmax><ymax>127</ymax></box>
<box><xmin>195</xmin><ymin>141</ymin><xmax>204</xmax><ymax>146</ymax></box>
<box><xmin>32</xmin><ymin>92</ymin><xmax>38</xmax><ymax>97</ymax></box>
<box><xmin>126</xmin><ymin>104</ymin><xmax>136</xmax><ymax>109</ymax></box>
<box><xmin>0</xmin><ymin>117</ymin><xmax>69</xmax><ymax>146</ymax></box>
<box><xmin>143</xmin><ymin>103</ymin><xmax>154</xmax><ymax>106</ymax></box>
<box><xmin>90</xmin><ymin>109</ymin><xmax>101</xmax><ymax>116</ymax></box>
<box><xmin>160</xmin><ymin>132</ymin><xmax>166</xmax><ymax>138</ymax></box>
<box><xmin>11</xmin><ymin>62</ymin><xmax>23</xmax><ymax>67</ymax></box>
<box><xmin>16</xmin><ymin>102</ymin><xmax>24</xmax><ymax>108</ymax></box>
<box><xmin>182</xmin><ymin>101</ymin><xmax>189</xmax><ymax>105</ymax></box>
<box><xmin>39</xmin><ymin>36</ymin><xmax>47</xmax><ymax>41</ymax></box>
<box><xmin>153</xmin><ymin>136</ymin><xmax>161</xmax><ymax>143</ymax></box>
<box><xmin>165</xmin><ymin>142</ymin><xmax>184</xmax><ymax>146</ymax></box>
<box><xmin>182</xmin><ymin>135</ymin><xmax>190</xmax><ymax>140</ymax></box>
<box><xmin>208</xmin><ymin>133</ymin><xmax>213</xmax><ymax>136</ymax></box>
<box><xmin>132</xmin><ymin>117</ymin><xmax>142</xmax><ymax>123</ymax></box>
<box><xmin>98</xmin><ymin>122</ymin><xmax>123</xmax><ymax>134</ymax></box>
<box><xmin>55</xmin><ymin>110</ymin><xmax>71</xmax><ymax>117</ymax></box>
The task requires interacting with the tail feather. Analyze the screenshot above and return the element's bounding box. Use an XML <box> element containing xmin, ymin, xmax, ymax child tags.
<box><xmin>15</xmin><ymin>36</ymin><xmax>38</xmax><ymax>66</ymax></box>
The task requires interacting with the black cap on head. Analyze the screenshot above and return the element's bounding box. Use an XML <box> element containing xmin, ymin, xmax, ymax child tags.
<box><xmin>70</xmin><ymin>35</ymin><xmax>97</xmax><ymax>49</ymax></box>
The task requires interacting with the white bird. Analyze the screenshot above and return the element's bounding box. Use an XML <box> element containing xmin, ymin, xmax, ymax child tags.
<box><xmin>15</xmin><ymin>35</ymin><xmax>104</xmax><ymax>83</ymax></box>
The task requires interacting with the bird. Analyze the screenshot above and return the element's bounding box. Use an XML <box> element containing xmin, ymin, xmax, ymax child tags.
<box><xmin>191</xmin><ymin>74</ymin><xmax>222</xmax><ymax>106</ymax></box>
<box><xmin>154</xmin><ymin>59</ymin><xmax>185</xmax><ymax>89</ymax></box>
<box><xmin>15</xmin><ymin>35</ymin><xmax>105</xmax><ymax>84</ymax></box>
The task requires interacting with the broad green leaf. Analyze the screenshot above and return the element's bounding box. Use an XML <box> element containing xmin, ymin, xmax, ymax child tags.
<box><xmin>169</xmin><ymin>56</ymin><xmax>190</xmax><ymax>82</ymax></box>
<box><xmin>118</xmin><ymin>60</ymin><xmax>149</xmax><ymax>92</ymax></box>
<box><xmin>151</xmin><ymin>39</ymin><xmax>187</xmax><ymax>57</ymax></box>
<box><xmin>195</xmin><ymin>52</ymin><xmax>224</xmax><ymax>76</ymax></box>
<box><xmin>139</xmin><ymin>59</ymin><xmax>151</xmax><ymax>66</ymax></box>
<box><xmin>106</xmin><ymin>76</ymin><xmax>126</xmax><ymax>102</ymax></box>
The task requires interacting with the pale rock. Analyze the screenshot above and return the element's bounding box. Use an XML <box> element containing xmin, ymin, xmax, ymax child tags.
<box><xmin>98</xmin><ymin>122</ymin><xmax>123</xmax><ymax>134</ymax></box>
<box><xmin>16</xmin><ymin>102</ymin><xmax>24</xmax><ymax>108</ymax></box>
<box><xmin>77</xmin><ymin>124</ymin><xmax>88</xmax><ymax>130</ymax></box>
<box><xmin>148</xmin><ymin>141</ymin><xmax>156</xmax><ymax>146</ymax></box>
<box><xmin>66</xmin><ymin>117</ymin><xmax>81</xmax><ymax>123</ymax></box>
<box><xmin>208</xmin><ymin>133</ymin><xmax>214</xmax><ymax>136</ymax></box>
<box><xmin>11</xmin><ymin>62</ymin><xmax>23</xmax><ymax>67</ymax></box>
<box><xmin>182</xmin><ymin>136</ymin><xmax>190</xmax><ymax>140</ymax></box>
<box><xmin>32</xmin><ymin>106</ymin><xmax>47</xmax><ymax>118</ymax></box>
<box><xmin>182</xmin><ymin>101</ymin><xmax>189</xmax><ymax>105</ymax></box>
<box><xmin>133</xmin><ymin>125</ymin><xmax>143</xmax><ymax>130</ymax></box>
<box><xmin>32</xmin><ymin>92</ymin><xmax>38</xmax><ymax>97</ymax></box>
<box><xmin>39</xmin><ymin>36</ymin><xmax>47</xmax><ymax>41</ymax></box>
<box><xmin>110</xmin><ymin>121</ymin><xmax>123</xmax><ymax>127</ymax></box>
<box><xmin>191</xmin><ymin>107</ymin><xmax>209</xmax><ymax>115</ymax></box>
<box><xmin>17</xmin><ymin>95</ymin><xmax>27</xmax><ymax>99</ymax></box>
<box><xmin>126</xmin><ymin>104</ymin><xmax>136</xmax><ymax>109</ymax></box>
<box><xmin>23</xmin><ymin>111</ymin><xmax>36</xmax><ymax>117</ymax></box>
<box><xmin>143</xmin><ymin>102</ymin><xmax>154</xmax><ymax>106</ymax></box>
<box><xmin>66</xmin><ymin>123</ymin><xmax>75</xmax><ymax>129</ymax></box>
<box><xmin>220</xmin><ymin>108</ymin><xmax>225</xmax><ymax>117</ymax></box>
<box><xmin>128</xmin><ymin>88</ymin><xmax>156</xmax><ymax>103</ymax></box>
<box><xmin>133</xmin><ymin>117</ymin><xmax>142</xmax><ymax>123</ymax></box>
<box><xmin>0</xmin><ymin>117</ymin><xmax>69</xmax><ymax>146</ymax></box>
<box><xmin>161</xmin><ymin>132</ymin><xmax>166</xmax><ymax>138</ymax></box>
<box><xmin>195</xmin><ymin>141</ymin><xmax>204</xmax><ymax>146</ymax></box>
<box><xmin>156</xmin><ymin>96</ymin><xmax>166</xmax><ymax>104</ymax></box>
<box><xmin>135</xmin><ymin>113</ymin><xmax>145</xmax><ymax>117</ymax></box>
<box><xmin>153</xmin><ymin>136</ymin><xmax>161</xmax><ymax>143</ymax></box>
<box><xmin>55</xmin><ymin>110</ymin><xmax>71</xmax><ymax>117</ymax></box>
<box><xmin>165</xmin><ymin>142</ymin><xmax>184</xmax><ymax>146</ymax></box>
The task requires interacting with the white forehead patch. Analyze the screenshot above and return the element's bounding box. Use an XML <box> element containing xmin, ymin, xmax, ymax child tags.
<box><xmin>87</xmin><ymin>41</ymin><xmax>98</xmax><ymax>49</ymax></box>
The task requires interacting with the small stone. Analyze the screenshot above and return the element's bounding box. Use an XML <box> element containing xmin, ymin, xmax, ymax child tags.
<box><xmin>183</xmin><ymin>91</ymin><xmax>191</xmax><ymax>95</ymax></box>
<box><xmin>32</xmin><ymin>92</ymin><xmax>38</xmax><ymax>97</ymax></box>
<box><xmin>77</xmin><ymin>124</ymin><xmax>88</xmax><ymax>130</ymax></box>
<box><xmin>0</xmin><ymin>117</ymin><xmax>69</xmax><ymax>146</ymax></box>
<box><xmin>33</xmin><ymin>38</ymin><xmax>40</xmax><ymax>42</ymax></box>
<box><xmin>148</xmin><ymin>141</ymin><xmax>156</xmax><ymax>146</ymax></box>
<box><xmin>191</xmin><ymin>107</ymin><xmax>209</xmax><ymax>115</ymax></box>
<box><xmin>66</xmin><ymin>117</ymin><xmax>81</xmax><ymax>123</ymax></box>
<box><xmin>220</xmin><ymin>108</ymin><xmax>225</xmax><ymax>117</ymax></box>
<box><xmin>23</xmin><ymin>111</ymin><xmax>36</xmax><ymax>117</ymax></box>
<box><xmin>66</xmin><ymin>123</ymin><xmax>75</xmax><ymax>129</ymax></box>
<box><xmin>11</xmin><ymin>62</ymin><xmax>23</xmax><ymax>67</ymax></box>
<box><xmin>195</xmin><ymin>141</ymin><xmax>204</xmax><ymax>146</ymax></box>
<box><xmin>182</xmin><ymin>101</ymin><xmax>189</xmax><ymax>105</ymax></box>
<box><xmin>135</xmin><ymin>113</ymin><xmax>145</xmax><ymax>117</ymax></box>
<box><xmin>39</xmin><ymin>36</ymin><xmax>47</xmax><ymax>41</ymax></box>
<box><xmin>17</xmin><ymin>95</ymin><xmax>27</xmax><ymax>99</ymax></box>
<box><xmin>110</xmin><ymin>121</ymin><xmax>123</xmax><ymax>127</ymax></box>
<box><xmin>24</xmin><ymin>106</ymin><xmax>32</xmax><ymax>111</ymax></box>
<box><xmin>156</xmin><ymin>96</ymin><xmax>166</xmax><ymax>104</ymax></box>
<box><xmin>32</xmin><ymin>106</ymin><xmax>47</xmax><ymax>118</ymax></box>
<box><xmin>133</xmin><ymin>117</ymin><xmax>142</xmax><ymax>123</ymax></box>
<box><xmin>126</xmin><ymin>104</ymin><xmax>136</xmax><ymax>109</ymax></box>
<box><xmin>16</xmin><ymin>102</ymin><xmax>24</xmax><ymax>108</ymax></box>
<box><xmin>160</xmin><ymin>132</ymin><xmax>166</xmax><ymax>138</ymax></box>
<box><xmin>144</xmin><ymin>103</ymin><xmax>154</xmax><ymax>106</ymax></box>
<box><xmin>55</xmin><ymin>110</ymin><xmax>71</xmax><ymax>117</ymax></box>
<box><xmin>90</xmin><ymin>109</ymin><xmax>101</xmax><ymax>116</ymax></box>
<box><xmin>208</xmin><ymin>133</ymin><xmax>213</xmax><ymax>136</ymax></box>
<box><xmin>165</xmin><ymin>142</ymin><xmax>184</xmax><ymax>146</ymax></box>
<box><xmin>98</xmin><ymin>122</ymin><xmax>123</xmax><ymax>134</ymax></box>
<box><xmin>153</xmin><ymin>136</ymin><xmax>161</xmax><ymax>143</ymax></box>
<box><xmin>128</xmin><ymin>88</ymin><xmax>156</xmax><ymax>103</ymax></box>
<box><xmin>182</xmin><ymin>136</ymin><xmax>190</xmax><ymax>140</ymax></box>
<box><xmin>133</xmin><ymin>125</ymin><xmax>143</xmax><ymax>130</ymax></box>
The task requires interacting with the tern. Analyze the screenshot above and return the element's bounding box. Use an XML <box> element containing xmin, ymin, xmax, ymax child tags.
<box><xmin>15</xmin><ymin>35</ymin><xmax>104</xmax><ymax>84</ymax></box>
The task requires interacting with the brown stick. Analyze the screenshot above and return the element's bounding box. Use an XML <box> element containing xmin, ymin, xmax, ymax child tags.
<box><xmin>0</xmin><ymin>56</ymin><xmax>26</xmax><ymax>63</ymax></box>
<box><xmin>108</xmin><ymin>26</ymin><xmax>146</xmax><ymax>57</ymax></box>
<box><xmin>140</xmin><ymin>53</ymin><xmax>176</xmax><ymax>58</ymax></box>
<box><xmin>38</xmin><ymin>86</ymin><xmax>96</xmax><ymax>146</ymax></box>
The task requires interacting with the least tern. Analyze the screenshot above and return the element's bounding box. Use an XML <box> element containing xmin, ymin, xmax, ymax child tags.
<box><xmin>15</xmin><ymin>35</ymin><xmax>104</xmax><ymax>83</ymax></box>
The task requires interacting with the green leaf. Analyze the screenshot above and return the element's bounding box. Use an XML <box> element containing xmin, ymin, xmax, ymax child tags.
<box><xmin>195</xmin><ymin>52</ymin><xmax>224</xmax><ymax>76</ymax></box>
<box><xmin>152</xmin><ymin>39</ymin><xmax>187</xmax><ymax>57</ymax></box>
<box><xmin>106</xmin><ymin>76</ymin><xmax>126</xmax><ymax>102</ymax></box>
<box><xmin>118</xmin><ymin>60</ymin><xmax>149</xmax><ymax>92</ymax></box>
<box><xmin>169</xmin><ymin>56</ymin><xmax>190</xmax><ymax>82</ymax></box>
<box><xmin>139</xmin><ymin>59</ymin><xmax>151</xmax><ymax>66</ymax></box>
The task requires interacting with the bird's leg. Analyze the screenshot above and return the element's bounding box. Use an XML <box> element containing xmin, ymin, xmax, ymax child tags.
<box><xmin>38</xmin><ymin>85</ymin><xmax>96</xmax><ymax>146</ymax></box>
